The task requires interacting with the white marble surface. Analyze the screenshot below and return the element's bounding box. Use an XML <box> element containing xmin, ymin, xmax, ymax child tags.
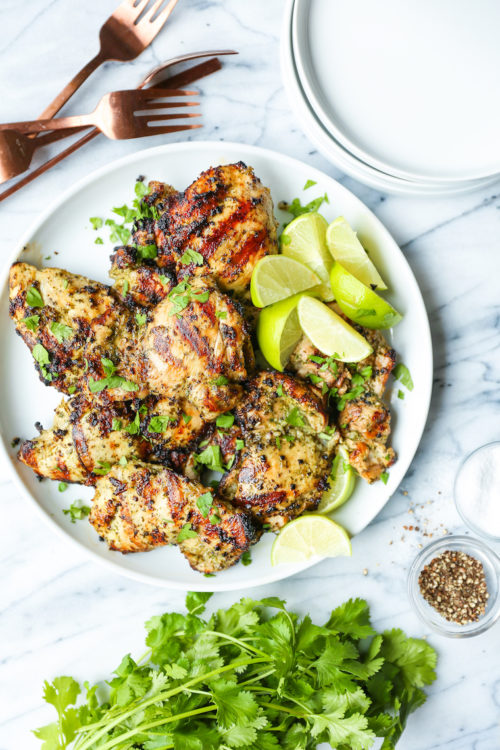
<box><xmin>1</xmin><ymin>1</ymin><xmax>500</xmax><ymax>748</ymax></box>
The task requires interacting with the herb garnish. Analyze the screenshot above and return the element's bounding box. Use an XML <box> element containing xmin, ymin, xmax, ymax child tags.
<box><xmin>24</xmin><ymin>315</ymin><xmax>39</xmax><ymax>331</ymax></box>
<box><xmin>216</xmin><ymin>413</ymin><xmax>234</xmax><ymax>430</ymax></box>
<box><xmin>93</xmin><ymin>461</ymin><xmax>112</xmax><ymax>476</ymax></box>
<box><xmin>63</xmin><ymin>502</ymin><xmax>91</xmax><ymax>523</ymax></box>
<box><xmin>303</xmin><ymin>178</ymin><xmax>317</xmax><ymax>190</ymax></box>
<box><xmin>241</xmin><ymin>550</ymin><xmax>252</xmax><ymax>566</ymax></box>
<box><xmin>177</xmin><ymin>523</ymin><xmax>198</xmax><ymax>542</ymax></box>
<box><xmin>215</xmin><ymin>310</ymin><xmax>228</xmax><ymax>319</ymax></box>
<box><xmin>58</xmin><ymin>482</ymin><xmax>68</xmax><ymax>492</ymax></box>
<box><xmin>89</xmin><ymin>217</ymin><xmax>103</xmax><ymax>230</ymax></box>
<box><xmin>50</xmin><ymin>321</ymin><xmax>73</xmax><ymax>343</ymax></box>
<box><xmin>135</xmin><ymin>312</ymin><xmax>147</xmax><ymax>327</ymax></box>
<box><xmin>136</xmin><ymin>244</ymin><xmax>157</xmax><ymax>260</ymax></box>
<box><xmin>195</xmin><ymin>445</ymin><xmax>227</xmax><ymax>474</ymax></box>
<box><xmin>32</xmin><ymin>343</ymin><xmax>52</xmax><ymax>381</ymax></box>
<box><xmin>182</xmin><ymin>413</ymin><xmax>192</xmax><ymax>424</ymax></box>
<box><xmin>213</xmin><ymin>375</ymin><xmax>229</xmax><ymax>386</ymax></box>
<box><xmin>280</xmin><ymin>192</ymin><xmax>329</xmax><ymax>225</ymax></box>
<box><xmin>286</xmin><ymin>407</ymin><xmax>305</xmax><ymax>428</ymax></box>
<box><xmin>196</xmin><ymin>492</ymin><xmax>214</xmax><ymax>518</ymax></box>
<box><xmin>393</xmin><ymin>363</ymin><xmax>414</xmax><ymax>391</ymax></box>
<box><xmin>34</xmin><ymin>592</ymin><xmax>437</xmax><ymax>750</ymax></box>
<box><xmin>148</xmin><ymin>415</ymin><xmax>175</xmax><ymax>433</ymax></box>
<box><xmin>168</xmin><ymin>280</ymin><xmax>210</xmax><ymax>315</ymax></box>
<box><xmin>180</xmin><ymin>248</ymin><xmax>204</xmax><ymax>266</ymax></box>
<box><xmin>88</xmin><ymin>357</ymin><xmax>138</xmax><ymax>394</ymax></box>
<box><xmin>26</xmin><ymin>286</ymin><xmax>44</xmax><ymax>308</ymax></box>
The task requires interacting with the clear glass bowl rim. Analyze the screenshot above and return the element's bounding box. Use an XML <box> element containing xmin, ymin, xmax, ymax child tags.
<box><xmin>453</xmin><ymin>441</ymin><xmax>500</xmax><ymax>542</ymax></box>
<box><xmin>407</xmin><ymin>534</ymin><xmax>500</xmax><ymax>638</ymax></box>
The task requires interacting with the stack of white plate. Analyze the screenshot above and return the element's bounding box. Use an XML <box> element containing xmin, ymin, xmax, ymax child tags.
<box><xmin>281</xmin><ymin>0</ymin><xmax>500</xmax><ymax>196</ymax></box>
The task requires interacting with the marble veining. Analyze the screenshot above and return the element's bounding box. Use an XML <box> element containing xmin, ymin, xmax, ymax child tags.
<box><xmin>1</xmin><ymin>1</ymin><xmax>500</xmax><ymax>748</ymax></box>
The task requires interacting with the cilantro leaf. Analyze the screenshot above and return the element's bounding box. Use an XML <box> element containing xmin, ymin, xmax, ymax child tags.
<box><xmin>24</xmin><ymin>314</ymin><xmax>39</xmax><ymax>331</ymax></box>
<box><xmin>89</xmin><ymin>216</ymin><xmax>103</xmax><ymax>230</ymax></box>
<box><xmin>63</xmin><ymin>502</ymin><xmax>91</xmax><ymax>523</ymax></box>
<box><xmin>180</xmin><ymin>248</ymin><xmax>204</xmax><ymax>266</ymax></box>
<box><xmin>196</xmin><ymin>491</ymin><xmax>214</xmax><ymax>518</ymax></box>
<box><xmin>186</xmin><ymin>591</ymin><xmax>213</xmax><ymax>615</ymax></box>
<box><xmin>26</xmin><ymin>286</ymin><xmax>44</xmax><ymax>307</ymax></box>
<box><xmin>216</xmin><ymin>413</ymin><xmax>234</xmax><ymax>429</ymax></box>
<box><xmin>50</xmin><ymin>321</ymin><xmax>73</xmax><ymax>343</ymax></box>
<box><xmin>177</xmin><ymin>524</ymin><xmax>198</xmax><ymax>542</ymax></box>
<box><xmin>195</xmin><ymin>445</ymin><xmax>226</xmax><ymax>474</ymax></box>
<box><xmin>148</xmin><ymin>415</ymin><xmax>174</xmax><ymax>433</ymax></box>
<box><xmin>286</xmin><ymin>407</ymin><xmax>305</xmax><ymax>428</ymax></box>
<box><xmin>393</xmin><ymin>363</ymin><xmax>414</xmax><ymax>391</ymax></box>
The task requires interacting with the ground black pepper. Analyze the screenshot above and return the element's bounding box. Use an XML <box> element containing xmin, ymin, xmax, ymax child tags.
<box><xmin>418</xmin><ymin>550</ymin><xmax>489</xmax><ymax>625</ymax></box>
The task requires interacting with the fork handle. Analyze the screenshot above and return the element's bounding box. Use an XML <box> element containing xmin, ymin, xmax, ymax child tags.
<box><xmin>38</xmin><ymin>52</ymin><xmax>106</xmax><ymax>120</ymax></box>
<box><xmin>1</xmin><ymin>114</ymin><xmax>95</xmax><ymax>135</ymax></box>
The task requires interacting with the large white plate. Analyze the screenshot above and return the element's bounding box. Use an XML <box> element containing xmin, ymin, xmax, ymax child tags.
<box><xmin>0</xmin><ymin>141</ymin><xmax>432</xmax><ymax>590</ymax></box>
<box><xmin>282</xmin><ymin>0</ymin><xmax>499</xmax><ymax>196</ymax></box>
<box><xmin>293</xmin><ymin>0</ymin><xmax>500</xmax><ymax>183</ymax></box>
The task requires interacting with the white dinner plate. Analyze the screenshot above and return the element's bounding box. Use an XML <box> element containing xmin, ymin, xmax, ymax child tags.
<box><xmin>0</xmin><ymin>141</ymin><xmax>432</xmax><ymax>590</ymax></box>
<box><xmin>282</xmin><ymin>0</ymin><xmax>500</xmax><ymax>196</ymax></box>
<box><xmin>293</xmin><ymin>0</ymin><xmax>500</xmax><ymax>183</ymax></box>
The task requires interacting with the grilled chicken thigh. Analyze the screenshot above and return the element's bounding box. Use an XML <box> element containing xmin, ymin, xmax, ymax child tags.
<box><xmin>109</xmin><ymin>245</ymin><xmax>174</xmax><ymax>306</ymax></box>
<box><xmin>149</xmin><ymin>163</ymin><xmax>278</xmax><ymax>295</ymax></box>
<box><xmin>90</xmin><ymin>461</ymin><xmax>261</xmax><ymax>572</ymax></box>
<box><xmin>18</xmin><ymin>397</ymin><xmax>151</xmax><ymax>484</ymax></box>
<box><xmin>289</xmin><ymin>313</ymin><xmax>396</xmax><ymax>483</ymax></box>
<box><xmin>9</xmin><ymin>263</ymin><xmax>146</xmax><ymax>401</ymax></box>
<box><xmin>141</xmin><ymin>278</ymin><xmax>254</xmax><ymax>419</ymax></box>
<box><xmin>218</xmin><ymin>372</ymin><xmax>336</xmax><ymax>530</ymax></box>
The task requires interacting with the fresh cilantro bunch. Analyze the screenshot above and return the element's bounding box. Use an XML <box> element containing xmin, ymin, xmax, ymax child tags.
<box><xmin>34</xmin><ymin>593</ymin><xmax>436</xmax><ymax>750</ymax></box>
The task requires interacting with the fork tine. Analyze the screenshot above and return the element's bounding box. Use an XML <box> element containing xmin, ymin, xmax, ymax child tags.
<box><xmin>136</xmin><ymin>100</ymin><xmax>200</xmax><ymax>109</ymax></box>
<box><xmin>137</xmin><ymin>113</ymin><xmax>201</xmax><ymax>121</ymax></box>
<box><xmin>142</xmin><ymin>123</ymin><xmax>203</xmax><ymax>135</ymax></box>
<box><xmin>140</xmin><ymin>0</ymin><xmax>180</xmax><ymax>29</ymax></box>
<box><xmin>137</xmin><ymin>88</ymin><xmax>199</xmax><ymax>100</ymax></box>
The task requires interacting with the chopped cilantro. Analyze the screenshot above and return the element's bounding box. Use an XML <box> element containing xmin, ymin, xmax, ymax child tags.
<box><xmin>135</xmin><ymin>312</ymin><xmax>147</xmax><ymax>326</ymax></box>
<box><xmin>63</xmin><ymin>502</ymin><xmax>90</xmax><ymax>523</ymax></box>
<box><xmin>112</xmin><ymin>418</ymin><xmax>122</xmax><ymax>431</ymax></box>
<box><xmin>303</xmin><ymin>178</ymin><xmax>317</xmax><ymax>190</ymax></box>
<box><xmin>105</xmin><ymin>218</ymin><xmax>131</xmax><ymax>245</ymax></box>
<box><xmin>136</xmin><ymin>244</ymin><xmax>157</xmax><ymax>260</ymax></box>
<box><xmin>275</xmin><ymin>436</ymin><xmax>281</xmax><ymax>449</ymax></box>
<box><xmin>124</xmin><ymin>411</ymin><xmax>141</xmax><ymax>435</ymax></box>
<box><xmin>89</xmin><ymin>217</ymin><xmax>103</xmax><ymax>230</ymax></box>
<box><xmin>122</xmin><ymin>280</ymin><xmax>129</xmax><ymax>297</ymax></box>
<box><xmin>394</xmin><ymin>363</ymin><xmax>414</xmax><ymax>391</ymax></box>
<box><xmin>276</xmin><ymin>383</ymin><xmax>284</xmax><ymax>396</ymax></box>
<box><xmin>94</xmin><ymin>237</ymin><xmax>104</xmax><ymax>245</ymax></box>
<box><xmin>58</xmin><ymin>482</ymin><xmax>68</xmax><ymax>492</ymax></box>
<box><xmin>180</xmin><ymin>248</ymin><xmax>204</xmax><ymax>266</ymax></box>
<box><xmin>215</xmin><ymin>310</ymin><xmax>228</xmax><ymax>319</ymax></box>
<box><xmin>26</xmin><ymin>286</ymin><xmax>44</xmax><ymax>308</ymax></box>
<box><xmin>209</xmin><ymin>513</ymin><xmax>221</xmax><ymax>525</ymax></box>
<box><xmin>236</xmin><ymin>438</ymin><xmax>245</xmax><ymax>450</ymax></box>
<box><xmin>398</xmin><ymin>389</ymin><xmax>405</xmax><ymax>400</ymax></box>
<box><xmin>182</xmin><ymin>413</ymin><xmax>192</xmax><ymax>424</ymax></box>
<box><xmin>216</xmin><ymin>413</ymin><xmax>234</xmax><ymax>429</ymax></box>
<box><xmin>196</xmin><ymin>492</ymin><xmax>214</xmax><ymax>518</ymax></box>
<box><xmin>50</xmin><ymin>321</ymin><xmax>73</xmax><ymax>343</ymax></box>
<box><xmin>286</xmin><ymin>406</ymin><xmax>305</xmax><ymax>428</ymax></box>
<box><xmin>380</xmin><ymin>471</ymin><xmax>389</xmax><ymax>484</ymax></box>
<box><xmin>241</xmin><ymin>550</ymin><xmax>252</xmax><ymax>566</ymax></box>
<box><xmin>62</xmin><ymin>279</ymin><xmax>69</xmax><ymax>290</ymax></box>
<box><xmin>195</xmin><ymin>445</ymin><xmax>226</xmax><ymax>474</ymax></box>
<box><xmin>67</xmin><ymin>386</ymin><xmax>76</xmax><ymax>395</ymax></box>
<box><xmin>168</xmin><ymin>280</ymin><xmax>210</xmax><ymax>315</ymax></box>
<box><xmin>177</xmin><ymin>523</ymin><xmax>198</xmax><ymax>542</ymax></box>
<box><xmin>93</xmin><ymin>461</ymin><xmax>112</xmax><ymax>476</ymax></box>
<box><xmin>280</xmin><ymin>192</ymin><xmax>329</xmax><ymax>223</ymax></box>
<box><xmin>88</xmin><ymin>358</ymin><xmax>138</xmax><ymax>394</ymax></box>
<box><xmin>148</xmin><ymin>415</ymin><xmax>174</xmax><ymax>433</ymax></box>
<box><xmin>213</xmin><ymin>375</ymin><xmax>228</xmax><ymax>386</ymax></box>
<box><xmin>119</xmin><ymin>456</ymin><xmax>128</xmax><ymax>466</ymax></box>
<box><xmin>23</xmin><ymin>315</ymin><xmax>39</xmax><ymax>331</ymax></box>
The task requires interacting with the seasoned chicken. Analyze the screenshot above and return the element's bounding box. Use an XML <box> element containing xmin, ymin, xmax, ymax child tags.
<box><xmin>9</xmin><ymin>263</ymin><xmax>146</xmax><ymax>401</ymax></box>
<box><xmin>89</xmin><ymin>461</ymin><xmax>261</xmax><ymax>572</ymax></box>
<box><xmin>288</xmin><ymin>315</ymin><xmax>397</xmax><ymax>483</ymax></box>
<box><xmin>151</xmin><ymin>163</ymin><xmax>278</xmax><ymax>295</ymax></box>
<box><xmin>218</xmin><ymin>372</ymin><xmax>336</xmax><ymax>530</ymax></box>
<box><xmin>339</xmin><ymin>392</ymin><xmax>396</xmax><ymax>483</ymax></box>
<box><xmin>141</xmin><ymin>278</ymin><xmax>254</xmax><ymax>419</ymax></box>
<box><xmin>109</xmin><ymin>245</ymin><xmax>174</xmax><ymax>306</ymax></box>
<box><xmin>18</xmin><ymin>396</ymin><xmax>151</xmax><ymax>484</ymax></box>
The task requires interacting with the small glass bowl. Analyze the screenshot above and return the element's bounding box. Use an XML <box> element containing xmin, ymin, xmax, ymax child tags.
<box><xmin>454</xmin><ymin>441</ymin><xmax>500</xmax><ymax>542</ymax></box>
<box><xmin>407</xmin><ymin>535</ymin><xmax>500</xmax><ymax>637</ymax></box>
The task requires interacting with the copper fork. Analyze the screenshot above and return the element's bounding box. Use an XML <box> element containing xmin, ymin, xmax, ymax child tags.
<box><xmin>0</xmin><ymin>50</ymin><xmax>236</xmax><ymax>203</ymax></box>
<box><xmin>0</xmin><ymin>89</ymin><xmax>201</xmax><ymax>141</ymax></box>
<box><xmin>0</xmin><ymin>0</ymin><xmax>181</xmax><ymax>180</ymax></box>
<box><xmin>39</xmin><ymin>0</ymin><xmax>182</xmax><ymax>119</ymax></box>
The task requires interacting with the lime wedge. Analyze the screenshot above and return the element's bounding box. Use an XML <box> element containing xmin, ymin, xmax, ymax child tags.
<box><xmin>330</xmin><ymin>262</ymin><xmax>402</xmax><ymax>330</ymax></box>
<box><xmin>271</xmin><ymin>514</ymin><xmax>352</xmax><ymax>564</ymax></box>
<box><xmin>250</xmin><ymin>255</ymin><xmax>320</xmax><ymax>308</ymax></box>
<box><xmin>280</xmin><ymin>213</ymin><xmax>333</xmax><ymax>300</ymax></box>
<box><xmin>257</xmin><ymin>293</ymin><xmax>304</xmax><ymax>371</ymax></box>
<box><xmin>297</xmin><ymin>295</ymin><xmax>372</xmax><ymax>362</ymax></box>
<box><xmin>317</xmin><ymin>447</ymin><xmax>356</xmax><ymax>514</ymax></box>
<box><xmin>326</xmin><ymin>217</ymin><xmax>387</xmax><ymax>290</ymax></box>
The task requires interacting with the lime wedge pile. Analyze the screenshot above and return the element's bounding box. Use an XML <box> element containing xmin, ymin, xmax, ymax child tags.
<box><xmin>330</xmin><ymin>261</ymin><xmax>402</xmax><ymax>330</ymax></box>
<box><xmin>251</xmin><ymin>256</ymin><xmax>320</xmax><ymax>308</ymax></box>
<box><xmin>317</xmin><ymin>446</ymin><xmax>356</xmax><ymax>514</ymax></box>
<box><xmin>326</xmin><ymin>216</ymin><xmax>387</xmax><ymax>290</ymax></box>
<box><xmin>280</xmin><ymin>213</ymin><xmax>333</xmax><ymax>300</ymax></box>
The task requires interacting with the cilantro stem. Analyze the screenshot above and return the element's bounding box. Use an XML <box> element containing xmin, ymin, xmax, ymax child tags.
<box><xmin>202</xmin><ymin>630</ymin><xmax>269</xmax><ymax>657</ymax></box>
<box><xmin>76</xmin><ymin>656</ymin><xmax>269</xmax><ymax>749</ymax></box>
<box><xmin>259</xmin><ymin>701</ymin><xmax>303</xmax><ymax>717</ymax></box>
<box><xmin>238</xmin><ymin>668</ymin><xmax>276</xmax><ymax>686</ymax></box>
<box><xmin>94</xmin><ymin>704</ymin><xmax>218</xmax><ymax>750</ymax></box>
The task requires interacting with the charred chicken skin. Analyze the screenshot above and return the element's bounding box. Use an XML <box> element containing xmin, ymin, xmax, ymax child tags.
<box><xmin>90</xmin><ymin>461</ymin><xmax>261</xmax><ymax>572</ymax></box>
<box><xmin>218</xmin><ymin>372</ymin><xmax>336</xmax><ymax>530</ymax></box>
<box><xmin>289</xmin><ymin>311</ymin><xmax>396</xmax><ymax>483</ymax></box>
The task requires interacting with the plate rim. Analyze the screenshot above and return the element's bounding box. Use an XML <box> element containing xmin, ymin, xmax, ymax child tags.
<box><xmin>292</xmin><ymin>0</ymin><xmax>500</xmax><ymax>184</ymax></box>
<box><xmin>0</xmin><ymin>139</ymin><xmax>433</xmax><ymax>591</ymax></box>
